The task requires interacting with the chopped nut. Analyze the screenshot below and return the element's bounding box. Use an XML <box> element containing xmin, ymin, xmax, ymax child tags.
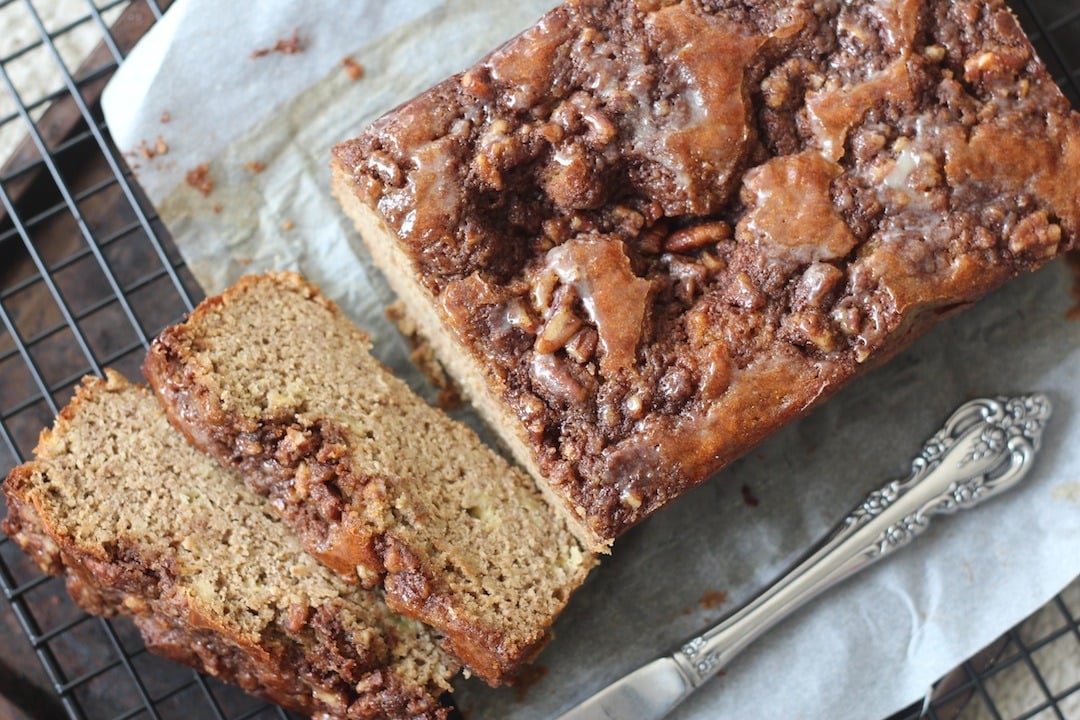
<box><xmin>610</xmin><ymin>204</ymin><xmax>645</xmax><ymax>236</ymax></box>
<box><xmin>922</xmin><ymin>44</ymin><xmax>946</xmax><ymax>62</ymax></box>
<box><xmin>530</xmin><ymin>353</ymin><xmax>587</xmax><ymax>405</ymax></box>
<box><xmin>832</xmin><ymin>305</ymin><xmax>862</xmax><ymax>336</ymax></box>
<box><xmin>664</xmin><ymin>221</ymin><xmax>732</xmax><ymax>253</ymax></box>
<box><xmin>730</xmin><ymin>272</ymin><xmax>765</xmax><ymax>310</ymax></box>
<box><xmin>638</xmin><ymin>225</ymin><xmax>666</xmax><ymax>254</ymax></box>
<box><xmin>699</xmin><ymin>251</ymin><xmax>725</xmax><ymax>273</ymax></box>
<box><xmin>536</xmin><ymin>303</ymin><xmax>583</xmax><ymax>354</ymax></box>
<box><xmin>564</xmin><ymin>326</ymin><xmax>598</xmax><ymax>363</ymax></box>
<box><xmin>505</xmin><ymin>297</ymin><xmax>539</xmax><ymax>334</ymax></box>
<box><xmin>284</xmin><ymin>603</ymin><xmax>310</xmax><ymax>634</ymax></box>
<box><xmin>1008</xmin><ymin>211</ymin><xmax>1061</xmax><ymax>259</ymax></box>
<box><xmin>620</xmin><ymin>487</ymin><xmax>643</xmax><ymax>510</ymax></box>
<box><xmin>789</xmin><ymin>310</ymin><xmax>838</xmax><ymax>353</ymax></box>
<box><xmin>539</xmin><ymin>122</ymin><xmax>564</xmax><ymax>144</ymax></box>
<box><xmin>531</xmin><ymin>270</ymin><xmax>559</xmax><ymax>312</ymax></box>
<box><xmin>461</xmin><ymin>68</ymin><xmax>494</xmax><ymax>99</ymax></box>
<box><xmin>582</xmin><ymin>108</ymin><xmax>617</xmax><ymax>145</ymax></box>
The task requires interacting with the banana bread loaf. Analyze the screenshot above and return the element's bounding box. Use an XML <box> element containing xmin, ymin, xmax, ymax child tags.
<box><xmin>330</xmin><ymin>0</ymin><xmax>1080</xmax><ymax>551</ymax></box>
<box><xmin>1</xmin><ymin>371</ymin><xmax>457</xmax><ymax>720</ymax></box>
<box><xmin>143</xmin><ymin>272</ymin><xmax>594</xmax><ymax>685</ymax></box>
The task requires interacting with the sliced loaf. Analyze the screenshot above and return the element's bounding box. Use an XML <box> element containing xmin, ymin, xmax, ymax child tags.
<box><xmin>143</xmin><ymin>272</ymin><xmax>594</xmax><ymax>685</ymax></box>
<box><xmin>1</xmin><ymin>371</ymin><xmax>457</xmax><ymax>720</ymax></box>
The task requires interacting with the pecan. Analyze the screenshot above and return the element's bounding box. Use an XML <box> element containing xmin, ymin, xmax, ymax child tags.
<box><xmin>565</xmin><ymin>326</ymin><xmax>598</xmax><ymax>363</ymax></box>
<box><xmin>505</xmin><ymin>297</ymin><xmax>540</xmax><ymax>334</ymax></box>
<box><xmin>536</xmin><ymin>302</ymin><xmax>583</xmax><ymax>354</ymax></box>
<box><xmin>664</xmin><ymin>221</ymin><xmax>733</xmax><ymax>253</ymax></box>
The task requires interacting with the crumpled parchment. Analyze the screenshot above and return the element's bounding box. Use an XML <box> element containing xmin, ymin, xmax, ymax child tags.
<box><xmin>101</xmin><ymin>2</ymin><xmax>1080</xmax><ymax>717</ymax></box>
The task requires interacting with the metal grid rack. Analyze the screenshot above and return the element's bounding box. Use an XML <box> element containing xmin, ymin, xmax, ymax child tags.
<box><xmin>0</xmin><ymin>1</ymin><xmax>1077</xmax><ymax>719</ymax></box>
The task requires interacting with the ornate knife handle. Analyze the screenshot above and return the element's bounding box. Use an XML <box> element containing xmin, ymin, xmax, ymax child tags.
<box><xmin>674</xmin><ymin>394</ymin><xmax>1052</xmax><ymax>688</ymax></box>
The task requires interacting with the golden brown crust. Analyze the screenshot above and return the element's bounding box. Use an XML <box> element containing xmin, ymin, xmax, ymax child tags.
<box><xmin>1</xmin><ymin>373</ymin><xmax>454</xmax><ymax>720</ymax></box>
<box><xmin>332</xmin><ymin>0</ymin><xmax>1080</xmax><ymax>547</ymax></box>
<box><xmin>144</xmin><ymin>273</ymin><xmax>594</xmax><ymax>686</ymax></box>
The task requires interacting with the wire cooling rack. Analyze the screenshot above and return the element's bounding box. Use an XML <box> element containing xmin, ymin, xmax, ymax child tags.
<box><xmin>0</xmin><ymin>1</ymin><xmax>1078</xmax><ymax>719</ymax></box>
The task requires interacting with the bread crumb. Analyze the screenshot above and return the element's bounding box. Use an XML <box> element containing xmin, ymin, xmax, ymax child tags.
<box><xmin>138</xmin><ymin>136</ymin><xmax>168</xmax><ymax>159</ymax></box>
<box><xmin>341</xmin><ymin>55</ymin><xmax>365</xmax><ymax>81</ymax></box>
<box><xmin>238</xmin><ymin>257</ymin><xmax>252</xmax><ymax>266</ymax></box>
<box><xmin>699</xmin><ymin>589</ymin><xmax>727</xmax><ymax>610</ymax></box>
<box><xmin>244</xmin><ymin>161</ymin><xmax>267</xmax><ymax>174</ymax></box>
<box><xmin>252</xmin><ymin>30</ymin><xmax>304</xmax><ymax>58</ymax></box>
<box><xmin>160</xmin><ymin>111</ymin><xmax>171</xmax><ymax>123</ymax></box>
<box><xmin>282</xmin><ymin>220</ymin><xmax>294</xmax><ymax>231</ymax></box>
<box><xmin>213</xmin><ymin>204</ymin><xmax>222</xmax><ymax>214</ymax></box>
<box><xmin>186</xmin><ymin>164</ymin><xmax>215</xmax><ymax>196</ymax></box>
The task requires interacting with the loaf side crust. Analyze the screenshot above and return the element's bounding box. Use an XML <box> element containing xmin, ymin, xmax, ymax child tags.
<box><xmin>332</xmin><ymin>0</ymin><xmax>1080</xmax><ymax>547</ymax></box>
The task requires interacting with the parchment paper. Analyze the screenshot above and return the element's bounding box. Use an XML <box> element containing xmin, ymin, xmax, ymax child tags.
<box><xmin>101</xmin><ymin>2</ymin><xmax>1080</xmax><ymax>718</ymax></box>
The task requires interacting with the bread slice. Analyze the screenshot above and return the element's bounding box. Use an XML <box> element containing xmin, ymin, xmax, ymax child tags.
<box><xmin>330</xmin><ymin>0</ymin><xmax>1080</xmax><ymax>551</ymax></box>
<box><xmin>143</xmin><ymin>272</ymin><xmax>594</xmax><ymax>685</ymax></box>
<box><xmin>1</xmin><ymin>371</ymin><xmax>457</xmax><ymax>720</ymax></box>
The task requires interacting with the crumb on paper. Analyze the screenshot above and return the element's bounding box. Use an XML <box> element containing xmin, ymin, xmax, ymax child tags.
<box><xmin>238</xmin><ymin>257</ymin><xmax>252</xmax><ymax>266</ymax></box>
<box><xmin>386</xmin><ymin>301</ymin><xmax>463</xmax><ymax>410</ymax></box>
<box><xmin>160</xmin><ymin>111</ymin><xmax>171</xmax><ymax>123</ymax></box>
<box><xmin>1066</xmin><ymin>250</ymin><xmax>1080</xmax><ymax>320</ymax></box>
<box><xmin>282</xmin><ymin>219</ymin><xmax>294</xmax><ymax>231</ymax></box>
<box><xmin>185</xmin><ymin>163</ymin><xmax>215</xmax><ymax>196</ymax></box>
<box><xmin>341</xmin><ymin>55</ymin><xmax>365</xmax><ymax>80</ymax></box>
<box><xmin>514</xmin><ymin>665</ymin><xmax>548</xmax><ymax>703</ymax></box>
<box><xmin>137</xmin><ymin>136</ymin><xmax>169</xmax><ymax>159</ymax></box>
<box><xmin>213</xmin><ymin>203</ymin><xmax>222</xmax><ymax>214</ymax></box>
<box><xmin>740</xmin><ymin>483</ymin><xmax>760</xmax><ymax>508</ymax></box>
<box><xmin>251</xmin><ymin>30</ymin><xmax>305</xmax><ymax>58</ymax></box>
<box><xmin>699</xmin><ymin>589</ymin><xmax>728</xmax><ymax>610</ymax></box>
<box><xmin>244</xmin><ymin>160</ymin><xmax>267</xmax><ymax>174</ymax></box>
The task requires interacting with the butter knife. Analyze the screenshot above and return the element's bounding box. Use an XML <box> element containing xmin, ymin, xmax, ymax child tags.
<box><xmin>557</xmin><ymin>393</ymin><xmax>1052</xmax><ymax>720</ymax></box>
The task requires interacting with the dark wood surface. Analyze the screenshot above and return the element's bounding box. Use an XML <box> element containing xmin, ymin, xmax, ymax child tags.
<box><xmin>0</xmin><ymin>4</ymin><xmax>180</xmax><ymax>719</ymax></box>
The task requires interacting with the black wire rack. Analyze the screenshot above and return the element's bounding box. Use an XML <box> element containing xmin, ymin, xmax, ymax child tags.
<box><xmin>0</xmin><ymin>1</ymin><xmax>1077</xmax><ymax>719</ymax></box>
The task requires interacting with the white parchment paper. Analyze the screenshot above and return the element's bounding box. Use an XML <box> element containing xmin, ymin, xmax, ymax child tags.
<box><xmin>102</xmin><ymin>2</ymin><xmax>1080</xmax><ymax>718</ymax></box>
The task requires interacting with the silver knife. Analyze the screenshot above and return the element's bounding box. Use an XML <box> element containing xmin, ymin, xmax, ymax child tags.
<box><xmin>557</xmin><ymin>394</ymin><xmax>1053</xmax><ymax>720</ymax></box>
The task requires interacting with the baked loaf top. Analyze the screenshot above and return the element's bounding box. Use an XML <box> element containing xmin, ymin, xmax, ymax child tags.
<box><xmin>332</xmin><ymin>0</ymin><xmax>1080</xmax><ymax>549</ymax></box>
<box><xmin>143</xmin><ymin>272</ymin><xmax>594</xmax><ymax>685</ymax></box>
<box><xmin>1</xmin><ymin>371</ymin><xmax>457</xmax><ymax>720</ymax></box>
